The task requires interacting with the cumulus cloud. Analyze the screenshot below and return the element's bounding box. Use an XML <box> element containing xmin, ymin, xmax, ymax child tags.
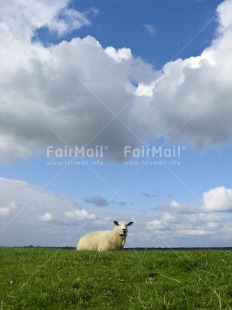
<box><xmin>202</xmin><ymin>186</ymin><xmax>232</xmax><ymax>212</ymax></box>
<box><xmin>104</xmin><ymin>46</ymin><xmax>132</xmax><ymax>63</ymax></box>
<box><xmin>0</xmin><ymin>0</ymin><xmax>91</xmax><ymax>74</ymax></box>
<box><xmin>54</xmin><ymin>7</ymin><xmax>91</xmax><ymax>35</ymax></box>
<box><xmin>39</xmin><ymin>212</ymin><xmax>53</xmax><ymax>222</ymax></box>
<box><xmin>146</xmin><ymin>210</ymin><xmax>230</xmax><ymax>244</ymax></box>
<box><xmin>0</xmin><ymin>0</ymin><xmax>90</xmax><ymax>39</ymax></box>
<box><xmin>85</xmin><ymin>196</ymin><xmax>109</xmax><ymax>207</ymax></box>
<box><xmin>162</xmin><ymin>186</ymin><xmax>232</xmax><ymax>214</ymax></box>
<box><xmin>147</xmin><ymin>219</ymin><xmax>168</xmax><ymax>231</ymax></box>
<box><xmin>147</xmin><ymin>212</ymin><xmax>176</xmax><ymax>231</ymax></box>
<box><xmin>65</xmin><ymin>209</ymin><xmax>96</xmax><ymax>221</ymax></box>
<box><xmin>0</xmin><ymin>33</ymin><xmax>155</xmax><ymax>161</ymax></box>
<box><xmin>144</xmin><ymin>186</ymin><xmax>232</xmax><ymax>244</ymax></box>
<box><xmin>1</xmin><ymin>0</ymin><xmax>232</xmax><ymax>162</ymax></box>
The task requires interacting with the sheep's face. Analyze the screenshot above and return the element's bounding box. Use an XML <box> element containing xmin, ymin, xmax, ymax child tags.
<box><xmin>113</xmin><ymin>221</ymin><xmax>134</xmax><ymax>236</ymax></box>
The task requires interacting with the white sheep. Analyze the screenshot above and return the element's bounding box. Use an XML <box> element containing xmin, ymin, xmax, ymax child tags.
<box><xmin>76</xmin><ymin>221</ymin><xmax>134</xmax><ymax>251</ymax></box>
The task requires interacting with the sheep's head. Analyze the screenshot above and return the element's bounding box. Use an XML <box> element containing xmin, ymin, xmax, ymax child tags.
<box><xmin>113</xmin><ymin>221</ymin><xmax>134</xmax><ymax>237</ymax></box>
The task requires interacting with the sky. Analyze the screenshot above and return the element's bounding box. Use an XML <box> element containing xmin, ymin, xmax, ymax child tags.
<box><xmin>1</xmin><ymin>0</ymin><xmax>232</xmax><ymax>248</ymax></box>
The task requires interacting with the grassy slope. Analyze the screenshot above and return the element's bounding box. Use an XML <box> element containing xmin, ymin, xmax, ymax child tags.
<box><xmin>1</xmin><ymin>248</ymin><xmax>232</xmax><ymax>309</ymax></box>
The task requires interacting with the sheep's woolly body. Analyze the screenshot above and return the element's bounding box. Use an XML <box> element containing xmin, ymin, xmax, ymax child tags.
<box><xmin>77</xmin><ymin>221</ymin><xmax>133</xmax><ymax>251</ymax></box>
<box><xmin>77</xmin><ymin>230</ymin><xmax>123</xmax><ymax>251</ymax></box>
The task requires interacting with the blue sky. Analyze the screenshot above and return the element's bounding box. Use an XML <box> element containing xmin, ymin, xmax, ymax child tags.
<box><xmin>1</xmin><ymin>0</ymin><xmax>232</xmax><ymax>248</ymax></box>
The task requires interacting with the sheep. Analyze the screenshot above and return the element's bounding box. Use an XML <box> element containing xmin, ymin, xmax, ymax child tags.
<box><xmin>76</xmin><ymin>221</ymin><xmax>134</xmax><ymax>251</ymax></box>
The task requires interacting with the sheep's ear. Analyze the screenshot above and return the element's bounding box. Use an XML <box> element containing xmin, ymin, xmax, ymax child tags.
<box><xmin>127</xmin><ymin>221</ymin><xmax>134</xmax><ymax>226</ymax></box>
<box><xmin>113</xmin><ymin>221</ymin><xmax>119</xmax><ymax>226</ymax></box>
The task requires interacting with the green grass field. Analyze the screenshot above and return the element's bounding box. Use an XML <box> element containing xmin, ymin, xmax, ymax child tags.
<box><xmin>1</xmin><ymin>248</ymin><xmax>232</xmax><ymax>309</ymax></box>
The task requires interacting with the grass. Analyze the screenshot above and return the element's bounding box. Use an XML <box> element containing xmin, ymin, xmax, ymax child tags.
<box><xmin>1</xmin><ymin>248</ymin><xmax>232</xmax><ymax>309</ymax></box>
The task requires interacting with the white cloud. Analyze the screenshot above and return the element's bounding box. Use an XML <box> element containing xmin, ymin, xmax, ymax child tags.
<box><xmin>145</xmin><ymin>209</ymin><xmax>232</xmax><ymax>246</ymax></box>
<box><xmin>163</xmin><ymin>186</ymin><xmax>232</xmax><ymax>213</ymax></box>
<box><xmin>202</xmin><ymin>186</ymin><xmax>232</xmax><ymax>212</ymax></box>
<box><xmin>217</xmin><ymin>0</ymin><xmax>232</xmax><ymax>31</ymax></box>
<box><xmin>134</xmin><ymin>82</ymin><xmax>155</xmax><ymax>98</ymax></box>
<box><xmin>163</xmin><ymin>212</ymin><xmax>175</xmax><ymax>222</ymax></box>
<box><xmin>65</xmin><ymin>209</ymin><xmax>96</xmax><ymax>221</ymax></box>
<box><xmin>0</xmin><ymin>0</ymin><xmax>90</xmax><ymax>39</ymax></box>
<box><xmin>105</xmin><ymin>46</ymin><xmax>132</xmax><ymax>63</ymax></box>
<box><xmin>147</xmin><ymin>212</ymin><xmax>175</xmax><ymax>230</ymax></box>
<box><xmin>39</xmin><ymin>212</ymin><xmax>53</xmax><ymax>222</ymax></box>
<box><xmin>1</xmin><ymin>0</ymin><xmax>232</xmax><ymax>162</ymax></box>
<box><xmin>147</xmin><ymin>219</ymin><xmax>166</xmax><ymax>230</ymax></box>
<box><xmin>53</xmin><ymin>8</ymin><xmax>91</xmax><ymax>36</ymax></box>
<box><xmin>144</xmin><ymin>187</ymin><xmax>232</xmax><ymax>245</ymax></box>
<box><xmin>0</xmin><ymin>0</ymin><xmax>91</xmax><ymax>74</ymax></box>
